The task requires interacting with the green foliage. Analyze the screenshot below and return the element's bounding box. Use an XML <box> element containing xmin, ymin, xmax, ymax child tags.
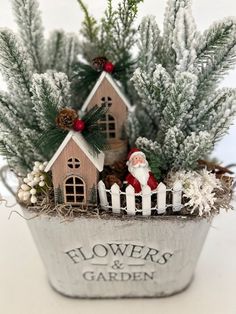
<box><xmin>70</xmin><ymin>62</ymin><xmax>101</xmax><ymax>107</ymax></box>
<box><xmin>77</xmin><ymin>0</ymin><xmax>99</xmax><ymax>43</ymax></box>
<box><xmin>100</xmin><ymin>0</ymin><xmax>143</xmax><ymax>61</ymax></box>
<box><xmin>78</xmin><ymin>0</ymin><xmax>143</xmax><ymax>61</ymax></box>
<box><xmin>73</xmin><ymin>0</ymin><xmax>143</xmax><ymax>104</ymax></box>
<box><xmin>37</xmin><ymin>104</ymin><xmax>108</xmax><ymax>159</ymax></box>
<box><xmin>82</xmin><ymin>105</ymin><xmax>109</xmax><ymax>154</ymax></box>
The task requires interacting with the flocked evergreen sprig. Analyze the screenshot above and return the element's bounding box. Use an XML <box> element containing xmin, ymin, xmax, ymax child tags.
<box><xmin>129</xmin><ymin>0</ymin><xmax>236</xmax><ymax>178</ymax></box>
<box><xmin>0</xmin><ymin>0</ymin><xmax>80</xmax><ymax>175</ymax></box>
<box><xmin>0</xmin><ymin>0</ymin><xmax>142</xmax><ymax>176</ymax></box>
<box><xmin>0</xmin><ymin>0</ymin><xmax>236</xmax><ymax>183</ymax></box>
<box><xmin>71</xmin><ymin>0</ymin><xmax>143</xmax><ymax>105</ymax></box>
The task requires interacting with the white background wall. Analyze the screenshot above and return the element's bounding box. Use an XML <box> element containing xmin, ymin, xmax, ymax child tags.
<box><xmin>0</xmin><ymin>0</ymin><xmax>235</xmax><ymax>175</ymax></box>
<box><xmin>0</xmin><ymin>2</ymin><xmax>236</xmax><ymax>313</ymax></box>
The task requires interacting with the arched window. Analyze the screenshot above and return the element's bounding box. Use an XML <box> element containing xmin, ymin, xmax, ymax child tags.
<box><xmin>98</xmin><ymin>113</ymin><xmax>116</xmax><ymax>139</ymax></box>
<box><xmin>64</xmin><ymin>176</ymin><xmax>85</xmax><ymax>204</ymax></box>
<box><xmin>67</xmin><ymin>158</ymin><xmax>80</xmax><ymax>169</ymax></box>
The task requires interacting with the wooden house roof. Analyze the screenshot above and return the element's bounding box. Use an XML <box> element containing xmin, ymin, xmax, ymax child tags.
<box><xmin>45</xmin><ymin>131</ymin><xmax>105</xmax><ymax>173</ymax></box>
<box><xmin>81</xmin><ymin>71</ymin><xmax>133</xmax><ymax>112</ymax></box>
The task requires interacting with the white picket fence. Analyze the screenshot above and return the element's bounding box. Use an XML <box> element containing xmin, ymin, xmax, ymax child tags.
<box><xmin>98</xmin><ymin>180</ymin><xmax>183</xmax><ymax>216</ymax></box>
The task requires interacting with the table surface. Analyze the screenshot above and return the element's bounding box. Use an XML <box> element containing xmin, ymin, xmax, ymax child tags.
<box><xmin>0</xmin><ymin>199</ymin><xmax>236</xmax><ymax>314</ymax></box>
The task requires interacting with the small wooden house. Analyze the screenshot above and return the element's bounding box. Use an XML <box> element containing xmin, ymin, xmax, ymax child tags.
<box><xmin>81</xmin><ymin>71</ymin><xmax>133</xmax><ymax>165</ymax></box>
<box><xmin>45</xmin><ymin>131</ymin><xmax>104</xmax><ymax>206</ymax></box>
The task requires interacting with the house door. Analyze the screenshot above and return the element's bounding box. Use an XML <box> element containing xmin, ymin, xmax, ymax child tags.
<box><xmin>64</xmin><ymin>176</ymin><xmax>86</xmax><ymax>205</ymax></box>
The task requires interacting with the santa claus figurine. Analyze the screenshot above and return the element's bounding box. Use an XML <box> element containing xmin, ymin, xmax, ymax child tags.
<box><xmin>126</xmin><ymin>148</ymin><xmax>158</xmax><ymax>193</ymax></box>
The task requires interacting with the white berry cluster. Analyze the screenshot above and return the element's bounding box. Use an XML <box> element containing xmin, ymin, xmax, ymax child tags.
<box><xmin>18</xmin><ymin>161</ymin><xmax>48</xmax><ymax>204</ymax></box>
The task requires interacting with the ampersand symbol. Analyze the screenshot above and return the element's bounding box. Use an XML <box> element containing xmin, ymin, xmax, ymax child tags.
<box><xmin>111</xmin><ymin>260</ymin><xmax>124</xmax><ymax>270</ymax></box>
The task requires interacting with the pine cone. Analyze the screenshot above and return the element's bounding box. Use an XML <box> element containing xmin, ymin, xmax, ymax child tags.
<box><xmin>111</xmin><ymin>160</ymin><xmax>128</xmax><ymax>180</ymax></box>
<box><xmin>104</xmin><ymin>175</ymin><xmax>122</xmax><ymax>189</ymax></box>
<box><xmin>92</xmin><ymin>56</ymin><xmax>108</xmax><ymax>71</ymax></box>
<box><xmin>56</xmin><ymin>108</ymin><xmax>78</xmax><ymax>130</ymax></box>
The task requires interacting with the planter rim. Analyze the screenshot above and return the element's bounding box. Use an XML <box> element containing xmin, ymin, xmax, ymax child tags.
<box><xmin>23</xmin><ymin>206</ymin><xmax>213</xmax><ymax>224</ymax></box>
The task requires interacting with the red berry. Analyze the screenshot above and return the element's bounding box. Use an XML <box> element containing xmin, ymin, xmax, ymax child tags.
<box><xmin>103</xmin><ymin>61</ymin><xmax>115</xmax><ymax>73</ymax></box>
<box><xmin>73</xmin><ymin>119</ymin><xmax>85</xmax><ymax>132</ymax></box>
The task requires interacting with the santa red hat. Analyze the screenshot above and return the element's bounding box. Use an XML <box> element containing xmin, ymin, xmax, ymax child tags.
<box><xmin>127</xmin><ymin>148</ymin><xmax>145</xmax><ymax>162</ymax></box>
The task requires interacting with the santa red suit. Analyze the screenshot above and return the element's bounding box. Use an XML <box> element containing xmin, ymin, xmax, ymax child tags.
<box><xmin>126</xmin><ymin>148</ymin><xmax>158</xmax><ymax>193</ymax></box>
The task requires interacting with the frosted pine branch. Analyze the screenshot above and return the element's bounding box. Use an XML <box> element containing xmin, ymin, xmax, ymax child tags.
<box><xmin>0</xmin><ymin>29</ymin><xmax>34</xmax><ymax>108</ymax></box>
<box><xmin>63</xmin><ymin>33</ymin><xmax>80</xmax><ymax>79</ymax></box>
<box><xmin>162</xmin><ymin>127</ymin><xmax>184</xmax><ymax>160</ymax></box>
<box><xmin>131</xmin><ymin>66</ymin><xmax>171</xmax><ymax>140</ymax></box>
<box><xmin>172</xmin><ymin>7</ymin><xmax>199</xmax><ymax>71</ymax></box>
<box><xmin>45</xmin><ymin>30</ymin><xmax>66</xmax><ymax>72</ymax></box>
<box><xmin>162</xmin><ymin>0</ymin><xmax>191</xmax><ymax>71</ymax></box>
<box><xmin>46</xmin><ymin>72</ymin><xmax>71</xmax><ymax>108</ymax></box>
<box><xmin>136</xmin><ymin>137</ymin><xmax>162</xmax><ymax>155</ymax></box>
<box><xmin>192</xmin><ymin>18</ymin><xmax>236</xmax><ymax>99</ymax></box>
<box><xmin>127</xmin><ymin>112</ymin><xmax>141</xmax><ymax>146</ymax></box>
<box><xmin>12</xmin><ymin>0</ymin><xmax>45</xmax><ymax>73</ymax></box>
<box><xmin>138</xmin><ymin>16</ymin><xmax>162</xmax><ymax>72</ymax></box>
<box><xmin>175</xmin><ymin>131</ymin><xmax>213</xmax><ymax>169</ymax></box>
<box><xmin>132</xmin><ymin>65</ymin><xmax>172</xmax><ymax>135</ymax></box>
<box><xmin>32</xmin><ymin>73</ymin><xmax>69</xmax><ymax>131</ymax></box>
<box><xmin>45</xmin><ymin>31</ymin><xmax>79</xmax><ymax>78</ymax></box>
<box><xmin>160</xmin><ymin>71</ymin><xmax>198</xmax><ymax>135</ymax></box>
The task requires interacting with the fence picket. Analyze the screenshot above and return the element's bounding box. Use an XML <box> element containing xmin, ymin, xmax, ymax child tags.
<box><xmin>157</xmin><ymin>182</ymin><xmax>166</xmax><ymax>214</ymax></box>
<box><xmin>111</xmin><ymin>183</ymin><xmax>121</xmax><ymax>214</ymax></box>
<box><xmin>142</xmin><ymin>185</ymin><xmax>152</xmax><ymax>216</ymax></box>
<box><xmin>172</xmin><ymin>180</ymin><xmax>182</xmax><ymax>212</ymax></box>
<box><xmin>98</xmin><ymin>180</ymin><xmax>109</xmax><ymax>210</ymax></box>
<box><xmin>99</xmin><ymin>179</ymin><xmax>183</xmax><ymax>216</ymax></box>
<box><xmin>126</xmin><ymin>185</ymin><xmax>136</xmax><ymax>215</ymax></box>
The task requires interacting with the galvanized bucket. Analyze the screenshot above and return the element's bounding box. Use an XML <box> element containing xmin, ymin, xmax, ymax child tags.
<box><xmin>23</xmin><ymin>209</ymin><xmax>212</xmax><ymax>298</ymax></box>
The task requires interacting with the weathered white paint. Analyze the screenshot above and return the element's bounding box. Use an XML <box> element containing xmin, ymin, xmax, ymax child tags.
<box><xmin>157</xmin><ymin>183</ymin><xmax>166</xmax><ymax>214</ymax></box>
<box><xmin>99</xmin><ymin>181</ymin><xmax>184</xmax><ymax>216</ymax></box>
<box><xmin>23</xmin><ymin>208</ymin><xmax>212</xmax><ymax>298</ymax></box>
<box><xmin>126</xmin><ymin>185</ymin><xmax>136</xmax><ymax>215</ymax></box>
<box><xmin>142</xmin><ymin>185</ymin><xmax>152</xmax><ymax>216</ymax></box>
<box><xmin>98</xmin><ymin>180</ymin><xmax>109</xmax><ymax>210</ymax></box>
<box><xmin>172</xmin><ymin>180</ymin><xmax>183</xmax><ymax>212</ymax></box>
<box><xmin>111</xmin><ymin>183</ymin><xmax>121</xmax><ymax>214</ymax></box>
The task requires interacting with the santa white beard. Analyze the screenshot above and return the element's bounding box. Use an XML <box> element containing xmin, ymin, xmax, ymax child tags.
<box><xmin>128</xmin><ymin>161</ymin><xmax>150</xmax><ymax>186</ymax></box>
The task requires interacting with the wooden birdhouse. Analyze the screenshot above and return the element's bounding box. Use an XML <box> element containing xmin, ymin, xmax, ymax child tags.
<box><xmin>45</xmin><ymin>131</ymin><xmax>104</xmax><ymax>206</ymax></box>
<box><xmin>81</xmin><ymin>71</ymin><xmax>132</xmax><ymax>165</ymax></box>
